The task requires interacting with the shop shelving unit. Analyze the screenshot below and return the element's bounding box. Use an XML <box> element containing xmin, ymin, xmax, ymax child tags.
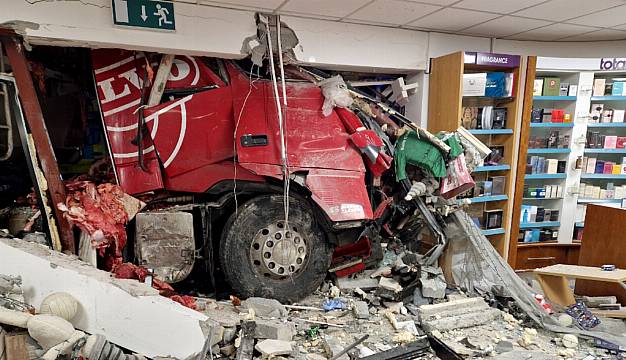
<box><xmin>509</xmin><ymin>57</ymin><xmax>585</xmax><ymax>270</ymax></box>
<box><xmin>428</xmin><ymin>51</ymin><xmax>527</xmax><ymax>257</ymax></box>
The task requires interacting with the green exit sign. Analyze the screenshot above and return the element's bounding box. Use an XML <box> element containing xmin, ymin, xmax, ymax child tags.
<box><xmin>112</xmin><ymin>0</ymin><xmax>175</xmax><ymax>31</ymax></box>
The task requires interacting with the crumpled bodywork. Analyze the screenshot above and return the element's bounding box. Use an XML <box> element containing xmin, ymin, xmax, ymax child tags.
<box><xmin>91</xmin><ymin>49</ymin><xmax>372</xmax><ymax>222</ymax></box>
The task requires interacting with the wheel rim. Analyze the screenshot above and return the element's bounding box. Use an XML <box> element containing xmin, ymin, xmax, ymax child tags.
<box><xmin>249</xmin><ymin>221</ymin><xmax>308</xmax><ymax>279</ymax></box>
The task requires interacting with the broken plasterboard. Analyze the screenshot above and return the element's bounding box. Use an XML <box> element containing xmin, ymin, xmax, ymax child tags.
<box><xmin>0</xmin><ymin>238</ymin><xmax>209</xmax><ymax>359</ymax></box>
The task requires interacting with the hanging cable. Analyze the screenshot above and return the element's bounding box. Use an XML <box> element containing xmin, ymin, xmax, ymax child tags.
<box><xmin>276</xmin><ymin>15</ymin><xmax>290</xmax><ymax>234</ymax></box>
<box><xmin>233</xmin><ymin>64</ymin><xmax>260</xmax><ymax>215</ymax></box>
<box><xmin>265</xmin><ymin>15</ymin><xmax>290</xmax><ymax>234</ymax></box>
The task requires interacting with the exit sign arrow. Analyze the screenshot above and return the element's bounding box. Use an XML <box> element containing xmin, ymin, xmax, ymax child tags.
<box><xmin>140</xmin><ymin>5</ymin><xmax>148</xmax><ymax>21</ymax></box>
<box><xmin>112</xmin><ymin>0</ymin><xmax>175</xmax><ymax>31</ymax></box>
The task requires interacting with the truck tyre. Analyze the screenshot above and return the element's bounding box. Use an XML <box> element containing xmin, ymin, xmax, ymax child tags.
<box><xmin>220</xmin><ymin>195</ymin><xmax>332</xmax><ymax>303</ymax></box>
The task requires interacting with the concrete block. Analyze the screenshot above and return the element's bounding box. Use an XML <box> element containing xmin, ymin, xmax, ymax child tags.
<box><xmin>336</xmin><ymin>277</ymin><xmax>378</xmax><ymax>291</ymax></box>
<box><xmin>254</xmin><ymin>319</ymin><xmax>295</xmax><ymax>341</ymax></box>
<box><xmin>421</xmin><ymin>308</ymin><xmax>501</xmax><ymax>332</ymax></box>
<box><xmin>418</xmin><ymin>297</ymin><xmax>486</xmax><ymax>318</ymax></box>
<box><xmin>255</xmin><ymin>339</ymin><xmax>294</xmax><ymax>358</ymax></box>
<box><xmin>0</xmin><ymin>238</ymin><xmax>209</xmax><ymax>359</ymax></box>
<box><xmin>222</xmin><ymin>327</ymin><xmax>237</xmax><ymax>344</ymax></box>
<box><xmin>353</xmin><ymin>301</ymin><xmax>369</xmax><ymax>320</ymax></box>
<box><xmin>378</xmin><ymin>277</ymin><xmax>402</xmax><ymax>293</ymax></box>
<box><xmin>242</xmin><ymin>297</ymin><xmax>287</xmax><ymax>318</ymax></box>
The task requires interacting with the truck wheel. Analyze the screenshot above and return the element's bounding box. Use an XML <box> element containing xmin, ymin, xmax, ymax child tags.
<box><xmin>220</xmin><ymin>195</ymin><xmax>332</xmax><ymax>303</ymax></box>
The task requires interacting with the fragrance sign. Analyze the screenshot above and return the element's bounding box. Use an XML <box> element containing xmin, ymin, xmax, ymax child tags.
<box><xmin>600</xmin><ymin>58</ymin><xmax>626</xmax><ymax>71</ymax></box>
<box><xmin>465</xmin><ymin>52</ymin><xmax>520</xmax><ymax>68</ymax></box>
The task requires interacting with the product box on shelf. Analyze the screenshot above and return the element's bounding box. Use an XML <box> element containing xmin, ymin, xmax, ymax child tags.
<box><xmin>590</xmin><ymin>104</ymin><xmax>604</xmax><ymax>123</ymax></box>
<box><xmin>559</xmin><ymin>83</ymin><xmax>570</xmax><ymax>96</ymax></box>
<box><xmin>463</xmin><ymin>73</ymin><xmax>487</xmax><ymax>96</ymax></box>
<box><xmin>490</xmin><ymin>176</ymin><xmax>506</xmax><ymax>195</ymax></box>
<box><xmin>568</xmin><ymin>85</ymin><xmax>578</xmax><ymax>97</ymax></box>
<box><xmin>531</xmin><ymin>108</ymin><xmax>543</xmax><ymax>123</ymax></box>
<box><xmin>593</xmin><ymin>79</ymin><xmax>606</xmax><ymax>96</ymax></box>
<box><xmin>543</xmin><ymin>77</ymin><xmax>560</xmax><ymax>96</ymax></box>
<box><xmin>613</xmin><ymin>110</ymin><xmax>625</xmax><ymax>123</ymax></box>
<box><xmin>613</xmin><ymin>82</ymin><xmax>626</xmax><ymax>96</ymax></box>
<box><xmin>483</xmin><ymin>209</ymin><xmax>503</xmax><ymax>229</ymax></box>
<box><xmin>602</xmin><ymin>109</ymin><xmax>614</xmax><ymax>123</ymax></box>
<box><xmin>533</xmin><ymin>79</ymin><xmax>544</xmax><ymax>96</ymax></box>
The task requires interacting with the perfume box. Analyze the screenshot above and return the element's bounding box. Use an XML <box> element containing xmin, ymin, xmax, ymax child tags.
<box><xmin>483</xmin><ymin>210</ymin><xmax>504</xmax><ymax>229</ymax></box>
<box><xmin>533</xmin><ymin>79</ymin><xmax>544</xmax><ymax>96</ymax></box>
<box><xmin>593</xmin><ymin>78</ymin><xmax>606</xmax><ymax>96</ymax></box>
<box><xmin>602</xmin><ymin>109</ymin><xmax>614</xmax><ymax>123</ymax></box>
<box><xmin>547</xmin><ymin>159</ymin><xmax>558</xmax><ymax>174</ymax></box>
<box><xmin>568</xmin><ymin>85</ymin><xmax>578</xmax><ymax>96</ymax></box>
<box><xmin>463</xmin><ymin>73</ymin><xmax>487</xmax><ymax>96</ymax></box>
<box><xmin>543</xmin><ymin>77</ymin><xmax>560</xmax><ymax>96</ymax></box>
<box><xmin>586</xmin><ymin>157</ymin><xmax>597</xmax><ymax>173</ymax></box>
<box><xmin>489</xmin><ymin>176</ymin><xmax>506</xmax><ymax>195</ymax></box>
<box><xmin>613</xmin><ymin>81</ymin><xmax>625</xmax><ymax>96</ymax></box>
<box><xmin>617</xmin><ymin>137</ymin><xmax>626</xmax><ymax>148</ymax></box>
<box><xmin>560</xmin><ymin>83</ymin><xmax>570</xmax><ymax>96</ymax></box>
<box><xmin>590</xmin><ymin>103</ymin><xmax>604</xmax><ymax>122</ymax></box>
<box><xmin>531</xmin><ymin>108</ymin><xmax>543</xmax><ymax>123</ymax></box>
<box><xmin>614</xmin><ymin>110</ymin><xmax>625</xmax><ymax>123</ymax></box>
<box><xmin>557</xmin><ymin>160</ymin><xmax>567</xmax><ymax>173</ymax></box>
<box><xmin>605</xmin><ymin>135</ymin><xmax>618</xmax><ymax>149</ymax></box>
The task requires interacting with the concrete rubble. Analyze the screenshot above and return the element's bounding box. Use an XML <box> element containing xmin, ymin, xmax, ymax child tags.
<box><xmin>0</xmin><ymin>237</ymin><xmax>624</xmax><ymax>359</ymax></box>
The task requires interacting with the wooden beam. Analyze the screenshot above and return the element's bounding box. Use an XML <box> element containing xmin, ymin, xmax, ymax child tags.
<box><xmin>2</xmin><ymin>37</ymin><xmax>75</xmax><ymax>253</ymax></box>
<box><xmin>147</xmin><ymin>54</ymin><xmax>175</xmax><ymax>107</ymax></box>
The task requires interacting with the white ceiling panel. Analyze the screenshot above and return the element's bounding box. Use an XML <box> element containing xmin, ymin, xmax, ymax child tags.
<box><xmin>405</xmin><ymin>0</ymin><xmax>460</xmax><ymax>5</ymax></box>
<box><xmin>507</xmin><ymin>23</ymin><xmax>597</xmax><ymax>40</ymax></box>
<box><xmin>566</xmin><ymin>5</ymin><xmax>626</xmax><ymax>28</ymax></box>
<box><xmin>513</xmin><ymin>0</ymin><xmax>624</xmax><ymax>21</ymax></box>
<box><xmin>281</xmin><ymin>0</ymin><xmax>369</xmax><ymax>18</ymax></box>
<box><xmin>452</xmin><ymin>0</ymin><xmax>547</xmax><ymax>15</ymax></box>
<box><xmin>198</xmin><ymin>0</ymin><xmax>283</xmax><ymax>11</ymax></box>
<box><xmin>561</xmin><ymin>29</ymin><xmax>626</xmax><ymax>41</ymax></box>
<box><xmin>463</xmin><ymin>16</ymin><xmax>550</xmax><ymax>37</ymax></box>
<box><xmin>407</xmin><ymin>8</ymin><xmax>498</xmax><ymax>31</ymax></box>
<box><xmin>347</xmin><ymin>0</ymin><xmax>442</xmax><ymax>25</ymax></box>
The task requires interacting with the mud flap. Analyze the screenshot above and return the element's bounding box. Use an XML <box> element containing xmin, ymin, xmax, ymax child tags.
<box><xmin>135</xmin><ymin>212</ymin><xmax>195</xmax><ymax>283</ymax></box>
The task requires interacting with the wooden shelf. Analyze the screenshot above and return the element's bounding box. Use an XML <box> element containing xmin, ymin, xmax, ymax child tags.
<box><xmin>518</xmin><ymin>242</ymin><xmax>581</xmax><ymax>248</ymax></box>
<box><xmin>428</xmin><ymin>51</ymin><xmax>525</xmax><ymax>258</ymax></box>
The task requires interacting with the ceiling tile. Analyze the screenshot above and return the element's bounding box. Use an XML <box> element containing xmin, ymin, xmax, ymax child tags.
<box><xmin>506</xmin><ymin>23</ymin><xmax>597</xmax><ymax>40</ymax></box>
<box><xmin>199</xmin><ymin>0</ymin><xmax>284</xmax><ymax>10</ymax></box>
<box><xmin>462</xmin><ymin>15</ymin><xmax>551</xmax><ymax>37</ymax></box>
<box><xmin>405</xmin><ymin>0</ymin><xmax>459</xmax><ymax>5</ymax></box>
<box><xmin>347</xmin><ymin>0</ymin><xmax>442</xmax><ymax>25</ymax></box>
<box><xmin>561</xmin><ymin>29</ymin><xmax>626</xmax><ymax>41</ymax></box>
<box><xmin>567</xmin><ymin>5</ymin><xmax>626</xmax><ymax>27</ymax></box>
<box><xmin>513</xmin><ymin>0</ymin><xmax>624</xmax><ymax>21</ymax></box>
<box><xmin>281</xmin><ymin>0</ymin><xmax>369</xmax><ymax>18</ymax></box>
<box><xmin>453</xmin><ymin>0</ymin><xmax>547</xmax><ymax>14</ymax></box>
<box><xmin>407</xmin><ymin>8</ymin><xmax>499</xmax><ymax>31</ymax></box>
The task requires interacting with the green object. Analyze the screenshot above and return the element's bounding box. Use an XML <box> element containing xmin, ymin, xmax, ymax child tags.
<box><xmin>395</xmin><ymin>131</ymin><xmax>447</xmax><ymax>180</ymax></box>
<box><xmin>112</xmin><ymin>0</ymin><xmax>176</xmax><ymax>31</ymax></box>
<box><xmin>306</xmin><ymin>327</ymin><xmax>319</xmax><ymax>340</ymax></box>
<box><xmin>443</xmin><ymin>134</ymin><xmax>463</xmax><ymax>159</ymax></box>
<box><xmin>542</xmin><ymin>77</ymin><xmax>561</xmax><ymax>96</ymax></box>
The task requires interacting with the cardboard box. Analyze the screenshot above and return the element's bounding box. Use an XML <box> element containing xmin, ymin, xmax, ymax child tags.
<box><xmin>613</xmin><ymin>109</ymin><xmax>625</xmax><ymax>122</ymax></box>
<box><xmin>614</xmin><ymin>165</ymin><xmax>623</xmax><ymax>174</ymax></box>
<box><xmin>602</xmin><ymin>109</ymin><xmax>614</xmax><ymax>123</ymax></box>
<box><xmin>489</xmin><ymin>176</ymin><xmax>506</xmax><ymax>195</ymax></box>
<box><xmin>485</xmin><ymin>72</ymin><xmax>509</xmax><ymax>97</ymax></box>
<box><xmin>543</xmin><ymin>77</ymin><xmax>560</xmax><ymax>96</ymax></box>
<box><xmin>533</xmin><ymin>79</ymin><xmax>544</xmax><ymax>96</ymax></box>
<box><xmin>617</xmin><ymin>137</ymin><xmax>626</xmax><ymax>148</ymax></box>
<box><xmin>594</xmin><ymin>78</ymin><xmax>606</xmax><ymax>96</ymax></box>
<box><xmin>586</xmin><ymin>157</ymin><xmax>597</xmax><ymax>173</ymax></box>
<box><xmin>560</xmin><ymin>83</ymin><xmax>570</xmax><ymax>96</ymax></box>
<box><xmin>590</xmin><ymin>103</ymin><xmax>604</xmax><ymax>122</ymax></box>
<box><xmin>556</xmin><ymin>186</ymin><xmax>563</xmax><ymax>198</ymax></box>
<box><xmin>483</xmin><ymin>209</ymin><xmax>503</xmax><ymax>229</ymax></box>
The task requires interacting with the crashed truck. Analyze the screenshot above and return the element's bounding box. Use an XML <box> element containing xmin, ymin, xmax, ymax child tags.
<box><xmin>89</xmin><ymin>46</ymin><xmax>484</xmax><ymax>303</ymax></box>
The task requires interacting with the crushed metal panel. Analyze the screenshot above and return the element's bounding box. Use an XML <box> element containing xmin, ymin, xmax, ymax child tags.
<box><xmin>135</xmin><ymin>211</ymin><xmax>195</xmax><ymax>283</ymax></box>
